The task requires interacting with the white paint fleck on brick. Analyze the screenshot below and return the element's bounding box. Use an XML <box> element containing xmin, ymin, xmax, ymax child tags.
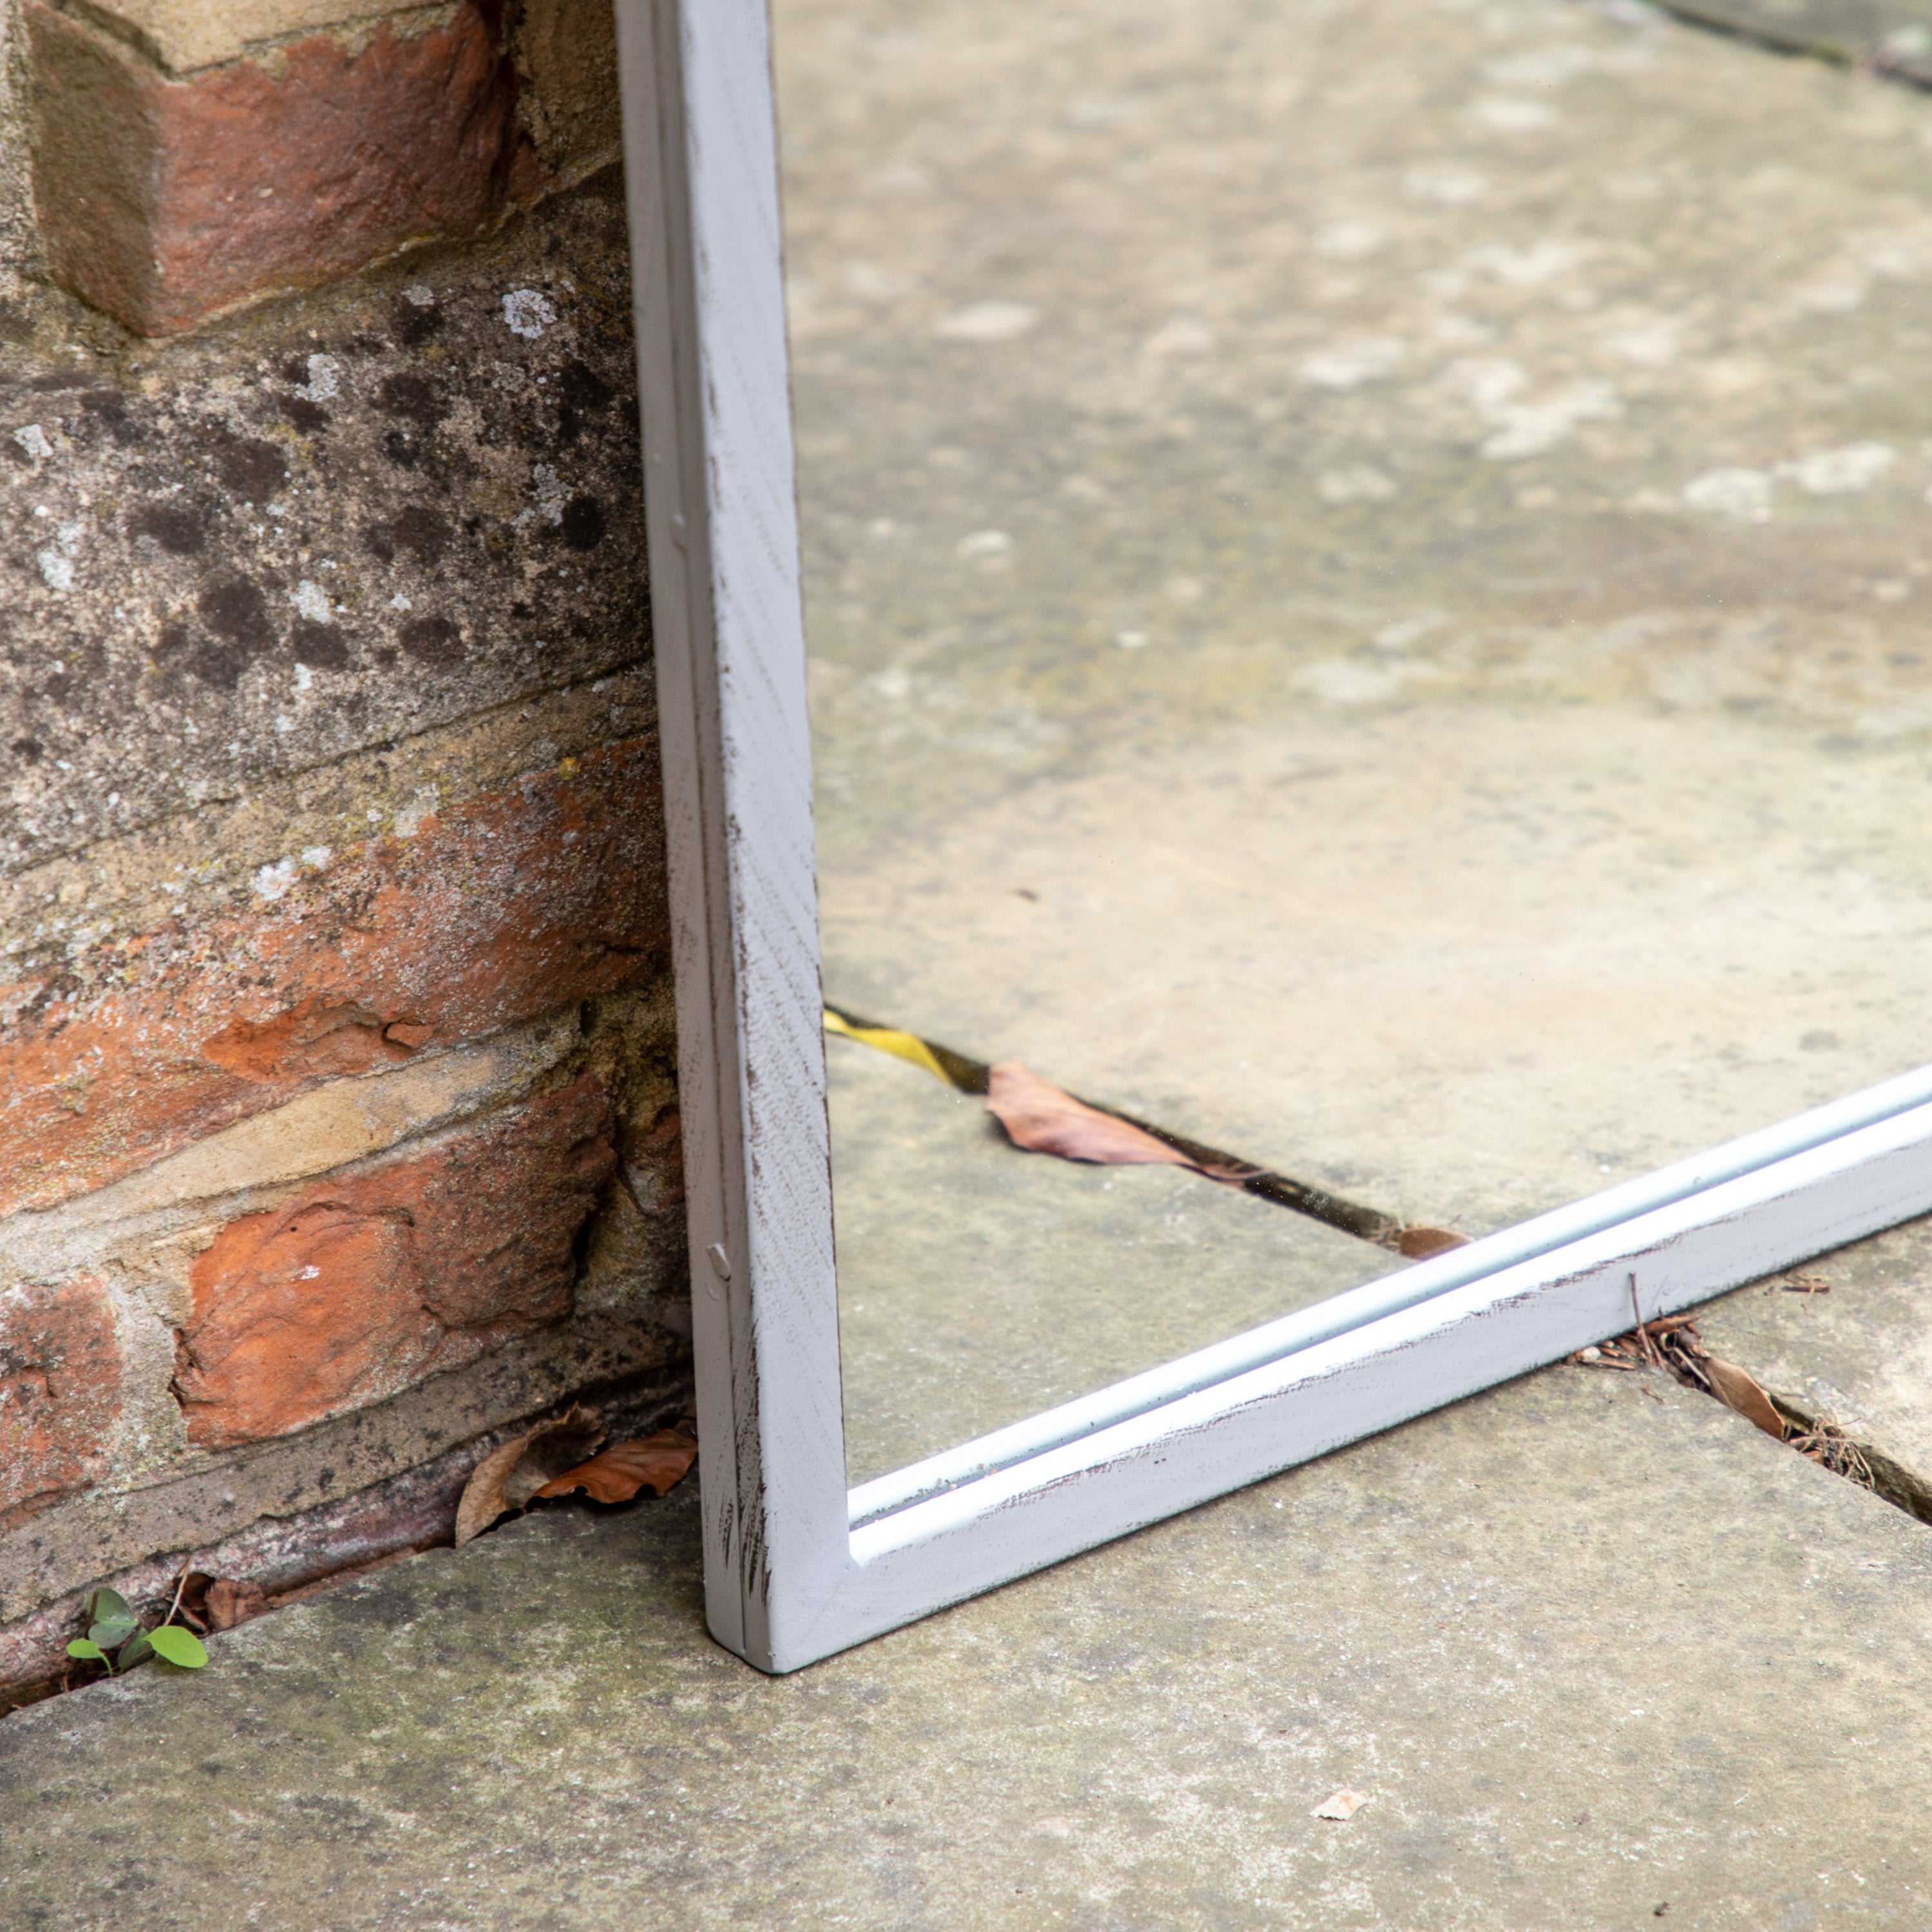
<box><xmin>290</xmin><ymin>580</ymin><xmax>332</xmax><ymax>621</ymax></box>
<box><xmin>394</xmin><ymin>787</ymin><xmax>440</xmax><ymax>838</ymax></box>
<box><xmin>13</xmin><ymin>423</ymin><xmax>52</xmax><ymax>461</ymax></box>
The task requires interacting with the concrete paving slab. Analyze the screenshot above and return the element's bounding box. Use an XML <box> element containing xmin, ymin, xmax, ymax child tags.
<box><xmin>830</xmin><ymin>1035</ymin><xmax>1402</xmax><ymax>1482</ymax></box>
<box><xmin>6</xmin><ymin>1361</ymin><xmax>1932</xmax><ymax>1929</ymax></box>
<box><xmin>781</xmin><ymin>0</ymin><xmax>1932</xmax><ymax>820</ymax></box>
<box><xmin>822</xmin><ymin>699</ymin><xmax>1932</xmax><ymax>1238</ymax></box>
<box><xmin>779</xmin><ymin>0</ymin><xmax>1932</xmax><ymax>1459</ymax></box>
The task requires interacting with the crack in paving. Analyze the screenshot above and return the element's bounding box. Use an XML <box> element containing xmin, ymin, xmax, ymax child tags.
<box><xmin>1575</xmin><ymin>1304</ymin><xmax>1932</xmax><ymax>1526</ymax></box>
<box><xmin>1642</xmin><ymin>0</ymin><xmax>1932</xmax><ymax>90</ymax></box>
<box><xmin>828</xmin><ymin>1007</ymin><xmax>1932</xmax><ymax>1530</ymax></box>
<box><xmin>824</xmin><ymin>1001</ymin><xmax>1464</xmax><ymax>1256</ymax></box>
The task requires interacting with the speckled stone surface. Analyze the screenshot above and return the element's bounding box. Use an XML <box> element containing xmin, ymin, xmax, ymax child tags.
<box><xmin>0</xmin><ymin>168</ymin><xmax>645</xmax><ymax>903</ymax></box>
<box><xmin>5</xmin><ymin>1361</ymin><xmax>1932</xmax><ymax>1929</ymax></box>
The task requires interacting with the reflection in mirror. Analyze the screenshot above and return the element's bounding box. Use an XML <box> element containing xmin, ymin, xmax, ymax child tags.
<box><xmin>770</xmin><ymin>0</ymin><xmax>1932</xmax><ymax>1488</ymax></box>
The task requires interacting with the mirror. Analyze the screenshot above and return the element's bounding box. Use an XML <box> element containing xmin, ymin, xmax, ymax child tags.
<box><xmin>766</xmin><ymin>0</ymin><xmax>1932</xmax><ymax>1492</ymax></box>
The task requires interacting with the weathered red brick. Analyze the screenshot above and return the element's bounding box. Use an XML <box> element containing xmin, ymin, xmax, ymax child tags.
<box><xmin>0</xmin><ymin>1276</ymin><xmax>123</xmax><ymax>1532</ymax></box>
<box><xmin>174</xmin><ymin>1073</ymin><xmax>617</xmax><ymax>1448</ymax></box>
<box><xmin>0</xmin><ymin>741</ymin><xmax>665</xmax><ymax>1217</ymax></box>
<box><xmin>27</xmin><ymin>1</ymin><xmax>542</xmax><ymax>337</ymax></box>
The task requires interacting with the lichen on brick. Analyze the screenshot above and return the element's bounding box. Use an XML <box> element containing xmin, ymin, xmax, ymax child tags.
<box><xmin>0</xmin><ymin>171</ymin><xmax>648</xmax><ymax>887</ymax></box>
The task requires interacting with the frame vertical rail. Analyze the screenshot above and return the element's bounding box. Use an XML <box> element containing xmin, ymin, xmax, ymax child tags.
<box><xmin>618</xmin><ymin>0</ymin><xmax>846</xmax><ymax>1671</ymax></box>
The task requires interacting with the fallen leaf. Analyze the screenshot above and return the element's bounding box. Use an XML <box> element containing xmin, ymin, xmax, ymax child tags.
<box><xmin>986</xmin><ymin>1063</ymin><xmax>1247</xmax><ymax>1178</ymax></box>
<box><xmin>1396</xmin><ymin>1226</ymin><xmax>1468</xmax><ymax>1258</ymax></box>
<box><xmin>204</xmin><ymin>1579</ymin><xmax>268</xmax><ymax>1631</ymax></box>
<box><xmin>173</xmin><ymin>1571</ymin><xmax>217</xmax><ymax>1632</ymax></box>
<box><xmin>1312</xmin><ymin>1788</ymin><xmax>1368</xmax><ymax>1821</ymax></box>
<box><xmin>455</xmin><ymin>1403</ymin><xmax>606</xmax><ymax>1546</ymax></box>
<box><xmin>535</xmin><ymin>1423</ymin><xmax>698</xmax><ymax>1503</ymax></box>
<box><xmin>1703</xmin><ymin>1358</ymin><xmax>1786</xmax><ymax>1441</ymax></box>
<box><xmin>825</xmin><ymin>1008</ymin><xmax>957</xmax><ymax>1086</ymax></box>
<box><xmin>828</xmin><ymin>1011</ymin><xmax>1418</xmax><ymax>1245</ymax></box>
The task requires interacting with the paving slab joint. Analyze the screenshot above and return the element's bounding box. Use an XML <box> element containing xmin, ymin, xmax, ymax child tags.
<box><xmin>1766</xmin><ymin>1390</ymin><xmax>1932</xmax><ymax>1527</ymax></box>
<box><xmin>1583</xmin><ymin>1309</ymin><xmax>1932</xmax><ymax>1532</ymax></box>
<box><xmin>0</xmin><ymin>1365</ymin><xmax>693</xmax><ymax>1714</ymax></box>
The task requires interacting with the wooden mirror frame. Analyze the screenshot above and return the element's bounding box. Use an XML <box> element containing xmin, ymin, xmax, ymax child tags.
<box><xmin>615</xmin><ymin>0</ymin><xmax>1932</xmax><ymax>1673</ymax></box>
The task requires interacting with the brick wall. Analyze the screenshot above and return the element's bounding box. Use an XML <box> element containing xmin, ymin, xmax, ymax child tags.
<box><xmin>0</xmin><ymin>0</ymin><xmax>690</xmax><ymax>1694</ymax></box>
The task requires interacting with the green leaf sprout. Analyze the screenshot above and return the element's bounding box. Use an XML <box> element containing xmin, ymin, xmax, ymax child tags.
<box><xmin>66</xmin><ymin>1582</ymin><xmax>210</xmax><ymax>1681</ymax></box>
<box><xmin>144</xmin><ymin>1625</ymin><xmax>208</xmax><ymax>1669</ymax></box>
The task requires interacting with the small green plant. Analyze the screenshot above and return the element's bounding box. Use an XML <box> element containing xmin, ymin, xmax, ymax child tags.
<box><xmin>66</xmin><ymin>1588</ymin><xmax>207</xmax><ymax>1676</ymax></box>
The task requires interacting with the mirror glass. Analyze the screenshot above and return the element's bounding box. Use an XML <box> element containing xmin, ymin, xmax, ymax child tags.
<box><xmin>770</xmin><ymin>0</ymin><xmax>1932</xmax><ymax>1488</ymax></box>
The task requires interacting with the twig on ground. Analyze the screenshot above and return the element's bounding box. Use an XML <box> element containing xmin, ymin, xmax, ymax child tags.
<box><xmin>164</xmin><ymin>1557</ymin><xmax>195</xmax><ymax>1630</ymax></box>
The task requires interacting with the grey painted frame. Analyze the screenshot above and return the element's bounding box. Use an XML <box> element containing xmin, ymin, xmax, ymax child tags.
<box><xmin>615</xmin><ymin>0</ymin><xmax>1932</xmax><ymax>1674</ymax></box>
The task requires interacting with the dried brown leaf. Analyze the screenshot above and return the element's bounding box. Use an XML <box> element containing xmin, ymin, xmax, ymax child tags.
<box><xmin>455</xmin><ymin>1403</ymin><xmax>606</xmax><ymax>1546</ymax></box>
<box><xmin>1703</xmin><ymin>1358</ymin><xmax>1786</xmax><ymax>1441</ymax></box>
<box><xmin>986</xmin><ymin>1062</ymin><xmax>1200</xmax><ymax>1170</ymax></box>
<box><xmin>204</xmin><ymin>1578</ymin><xmax>267</xmax><ymax>1632</ymax></box>
<box><xmin>1396</xmin><ymin>1226</ymin><xmax>1468</xmax><ymax>1259</ymax></box>
<box><xmin>983</xmin><ymin>1063</ymin><xmax>1256</xmax><ymax>1186</ymax></box>
<box><xmin>535</xmin><ymin>1425</ymin><xmax>697</xmax><ymax>1504</ymax></box>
